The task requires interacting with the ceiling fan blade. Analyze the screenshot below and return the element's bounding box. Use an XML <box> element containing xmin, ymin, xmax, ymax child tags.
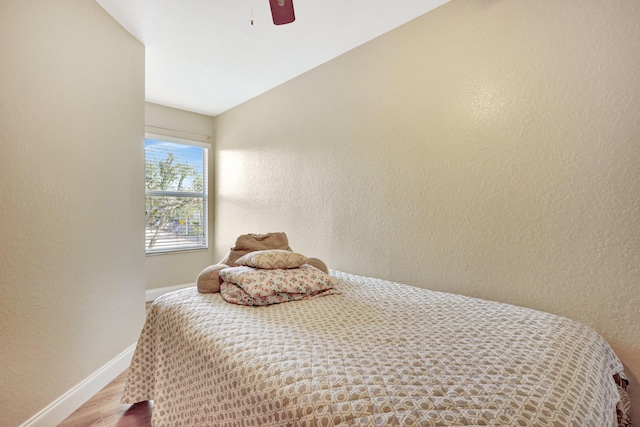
<box><xmin>269</xmin><ymin>0</ymin><xmax>295</xmax><ymax>25</ymax></box>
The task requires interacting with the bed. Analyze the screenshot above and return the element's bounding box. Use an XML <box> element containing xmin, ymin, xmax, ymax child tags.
<box><xmin>122</xmin><ymin>270</ymin><xmax>632</xmax><ymax>426</ymax></box>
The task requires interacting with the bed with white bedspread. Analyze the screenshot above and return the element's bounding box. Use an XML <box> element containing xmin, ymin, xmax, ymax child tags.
<box><xmin>122</xmin><ymin>270</ymin><xmax>632</xmax><ymax>426</ymax></box>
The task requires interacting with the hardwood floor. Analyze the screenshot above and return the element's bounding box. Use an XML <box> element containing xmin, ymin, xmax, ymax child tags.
<box><xmin>59</xmin><ymin>302</ymin><xmax>153</xmax><ymax>426</ymax></box>
<box><xmin>57</xmin><ymin>369</ymin><xmax>152</xmax><ymax>427</ymax></box>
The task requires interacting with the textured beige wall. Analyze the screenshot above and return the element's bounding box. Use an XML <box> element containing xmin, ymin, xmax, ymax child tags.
<box><xmin>215</xmin><ymin>0</ymin><xmax>640</xmax><ymax>420</ymax></box>
<box><xmin>144</xmin><ymin>102</ymin><xmax>216</xmax><ymax>290</ymax></box>
<box><xmin>0</xmin><ymin>1</ymin><xmax>145</xmax><ymax>425</ymax></box>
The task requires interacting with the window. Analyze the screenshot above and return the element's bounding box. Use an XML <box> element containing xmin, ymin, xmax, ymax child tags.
<box><xmin>145</xmin><ymin>135</ymin><xmax>208</xmax><ymax>254</ymax></box>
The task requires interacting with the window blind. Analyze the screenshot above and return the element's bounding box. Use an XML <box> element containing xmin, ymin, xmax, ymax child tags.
<box><xmin>144</xmin><ymin>136</ymin><xmax>208</xmax><ymax>254</ymax></box>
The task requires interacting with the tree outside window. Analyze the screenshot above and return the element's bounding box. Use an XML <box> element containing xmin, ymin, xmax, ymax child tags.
<box><xmin>145</xmin><ymin>137</ymin><xmax>208</xmax><ymax>254</ymax></box>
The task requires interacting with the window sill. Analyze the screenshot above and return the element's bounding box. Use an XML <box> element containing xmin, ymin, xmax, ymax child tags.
<box><xmin>145</xmin><ymin>247</ymin><xmax>209</xmax><ymax>257</ymax></box>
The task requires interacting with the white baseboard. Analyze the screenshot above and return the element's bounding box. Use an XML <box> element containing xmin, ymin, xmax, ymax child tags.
<box><xmin>20</xmin><ymin>284</ymin><xmax>195</xmax><ymax>426</ymax></box>
<box><xmin>19</xmin><ymin>344</ymin><xmax>136</xmax><ymax>427</ymax></box>
<box><xmin>145</xmin><ymin>282</ymin><xmax>195</xmax><ymax>302</ymax></box>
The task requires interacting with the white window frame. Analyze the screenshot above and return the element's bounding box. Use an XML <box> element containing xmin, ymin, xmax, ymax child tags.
<box><xmin>144</xmin><ymin>133</ymin><xmax>209</xmax><ymax>255</ymax></box>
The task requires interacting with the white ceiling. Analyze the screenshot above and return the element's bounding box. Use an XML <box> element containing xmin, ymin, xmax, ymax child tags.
<box><xmin>96</xmin><ymin>0</ymin><xmax>450</xmax><ymax>116</ymax></box>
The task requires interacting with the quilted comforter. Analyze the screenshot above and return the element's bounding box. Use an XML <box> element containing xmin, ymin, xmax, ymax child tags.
<box><xmin>123</xmin><ymin>270</ymin><xmax>631</xmax><ymax>426</ymax></box>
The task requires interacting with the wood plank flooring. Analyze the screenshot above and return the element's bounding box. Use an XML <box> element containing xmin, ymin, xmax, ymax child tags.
<box><xmin>59</xmin><ymin>302</ymin><xmax>153</xmax><ymax>426</ymax></box>
<box><xmin>57</xmin><ymin>369</ymin><xmax>152</xmax><ymax>427</ymax></box>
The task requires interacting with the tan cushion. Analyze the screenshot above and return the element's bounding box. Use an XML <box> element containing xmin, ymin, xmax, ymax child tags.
<box><xmin>219</xmin><ymin>232</ymin><xmax>292</xmax><ymax>267</ymax></box>
<box><xmin>236</xmin><ymin>250</ymin><xmax>309</xmax><ymax>269</ymax></box>
<box><xmin>197</xmin><ymin>264</ymin><xmax>228</xmax><ymax>293</ymax></box>
<box><xmin>307</xmin><ymin>257</ymin><xmax>329</xmax><ymax>274</ymax></box>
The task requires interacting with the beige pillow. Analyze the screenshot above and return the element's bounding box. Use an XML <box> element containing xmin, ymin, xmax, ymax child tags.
<box><xmin>307</xmin><ymin>257</ymin><xmax>329</xmax><ymax>274</ymax></box>
<box><xmin>219</xmin><ymin>232</ymin><xmax>292</xmax><ymax>266</ymax></box>
<box><xmin>197</xmin><ymin>264</ymin><xmax>228</xmax><ymax>293</ymax></box>
<box><xmin>236</xmin><ymin>250</ymin><xmax>309</xmax><ymax>269</ymax></box>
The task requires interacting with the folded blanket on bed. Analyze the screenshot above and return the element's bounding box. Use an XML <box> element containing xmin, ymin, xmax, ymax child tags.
<box><xmin>219</xmin><ymin>265</ymin><xmax>341</xmax><ymax>306</ymax></box>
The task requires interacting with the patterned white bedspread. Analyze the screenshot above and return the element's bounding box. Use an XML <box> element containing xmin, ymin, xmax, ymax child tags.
<box><xmin>123</xmin><ymin>270</ymin><xmax>630</xmax><ymax>426</ymax></box>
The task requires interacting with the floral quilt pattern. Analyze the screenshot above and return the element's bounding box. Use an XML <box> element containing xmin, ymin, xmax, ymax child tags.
<box><xmin>219</xmin><ymin>264</ymin><xmax>341</xmax><ymax>306</ymax></box>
